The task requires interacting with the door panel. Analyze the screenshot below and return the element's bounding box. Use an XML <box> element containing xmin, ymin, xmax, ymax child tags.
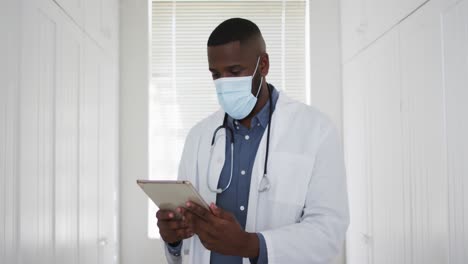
<box><xmin>442</xmin><ymin>1</ymin><xmax>468</xmax><ymax>263</ymax></box>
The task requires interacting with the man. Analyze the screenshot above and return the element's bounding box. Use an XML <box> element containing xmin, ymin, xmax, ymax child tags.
<box><xmin>156</xmin><ymin>18</ymin><xmax>349</xmax><ymax>264</ymax></box>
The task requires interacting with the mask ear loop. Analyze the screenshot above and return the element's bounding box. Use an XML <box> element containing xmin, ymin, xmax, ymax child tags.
<box><xmin>255</xmin><ymin>77</ymin><xmax>264</xmax><ymax>97</ymax></box>
<box><xmin>253</xmin><ymin>56</ymin><xmax>263</xmax><ymax>98</ymax></box>
<box><xmin>252</xmin><ymin>56</ymin><xmax>261</xmax><ymax>75</ymax></box>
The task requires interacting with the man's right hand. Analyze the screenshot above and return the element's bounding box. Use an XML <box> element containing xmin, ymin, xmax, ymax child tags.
<box><xmin>156</xmin><ymin>207</ymin><xmax>194</xmax><ymax>244</ymax></box>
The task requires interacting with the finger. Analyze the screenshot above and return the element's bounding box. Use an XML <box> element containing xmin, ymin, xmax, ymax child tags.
<box><xmin>183</xmin><ymin>210</ymin><xmax>199</xmax><ymax>230</ymax></box>
<box><xmin>188</xmin><ymin>212</ymin><xmax>218</xmax><ymax>240</ymax></box>
<box><xmin>181</xmin><ymin>228</ymin><xmax>194</xmax><ymax>239</ymax></box>
<box><xmin>159</xmin><ymin>226</ymin><xmax>192</xmax><ymax>243</ymax></box>
<box><xmin>157</xmin><ymin>219</ymin><xmax>188</xmax><ymax>230</ymax></box>
<box><xmin>182</xmin><ymin>209</ymin><xmax>196</xmax><ymax>230</ymax></box>
<box><xmin>159</xmin><ymin>228</ymin><xmax>181</xmax><ymax>244</ymax></box>
<box><xmin>209</xmin><ymin>203</ymin><xmax>223</xmax><ymax>218</ymax></box>
<box><xmin>209</xmin><ymin>203</ymin><xmax>234</xmax><ymax>221</ymax></box>
<box><xmin>184</xmin><ymin>208</ymin><xmax>218</xmax><ymax>239</ymax></box>
<box><xmin>178</xmin><ymin>207</ymin><xmax>191</xmax><ymax>225</ymax></box>
<box><xmin>185</xmin><ymin>201</ymin><xmax>211</xmax><ymax>221</ymax></box>
<box><xmin>182</xmin><ymin>210</ymin><xmax>196</xmax><ymax>229</ymax></box>
<box><xmin>156</xmin><ymin>209</ymin><xmax>176</xmax><ymax>221</ymax></box>
<box><xmin>175</xmin><ymin>228</ymin><xmax>194</xmax><ymax>240</ymax></box>
<box><xmin>176</xmin><ymin>207</ymin><xmax>187</xmax><ymax>221</ymax></box>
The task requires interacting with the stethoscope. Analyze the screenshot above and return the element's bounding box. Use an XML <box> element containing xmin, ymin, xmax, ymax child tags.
<box><xmin>207</xmin><ymin>85</ymin><xmax>273</xmax><ymax>194</ymax></box>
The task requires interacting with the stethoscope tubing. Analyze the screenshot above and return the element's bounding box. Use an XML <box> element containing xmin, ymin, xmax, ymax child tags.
<box><xmin>208</xmin><ymin>84</ymin><xmax>273</xmax><ymax>193</ymax></box>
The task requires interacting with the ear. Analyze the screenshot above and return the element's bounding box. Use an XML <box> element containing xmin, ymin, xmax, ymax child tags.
<box><xmin>260</xmin><ymin>53</ymin><xmax>270</xmax><ymax>77</ymax></box>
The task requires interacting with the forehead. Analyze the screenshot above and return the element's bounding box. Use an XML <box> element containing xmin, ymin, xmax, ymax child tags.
<box><xmin>207</xmin><ymin>41</ymin><xmax>256</xmax><ymax>68</ymax></box>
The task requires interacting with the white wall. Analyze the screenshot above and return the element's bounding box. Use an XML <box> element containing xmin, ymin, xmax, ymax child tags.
<box><xmin>0</xmin><ymin>0</ymin><xmax>120</xmax><ymax>263</ymax></box>
<box><xmin>0</xmin><ymin>0</ymin><xmax>21</xmax><ymax>262</ymax></box>
<box><xmin>342</xmin><ymin>0</ymin><xmax>468</xmax><ymax>263</ymax></box>
<box><xmin>119</xmin><ymin>0</ymin><xmax>168</xmax><ymax>263</ymax></box>
<box><xmin>443</xmin><ymin>2</ymin><xmax>468</xmax><ymax>261</ymax></box>
<box><xmin>341</xmin><ymin>0</ymin><xmax>428</xmax><ymax>63</ymax></box>
<box><xmin>309</xmin><ymin>0</ymin><xmax>344</xmax><ymax>136</ymax></box>
<box><xmin>309</xmin><ymin>1</ymin><xmax>346</xmax><ymax>263</ymax></box>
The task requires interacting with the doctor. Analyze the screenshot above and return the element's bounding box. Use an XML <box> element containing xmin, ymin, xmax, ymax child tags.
<box><xmin>156</xmin><ymin>18</ymin><xmax>349</xmax><ymax>264</ymax></box>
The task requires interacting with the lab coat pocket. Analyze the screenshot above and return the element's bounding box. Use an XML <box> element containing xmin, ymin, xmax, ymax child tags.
<box><xmin>257</xmin><ymin>152</ymin><xmax>314</xmax><ymax>227</ymax></box>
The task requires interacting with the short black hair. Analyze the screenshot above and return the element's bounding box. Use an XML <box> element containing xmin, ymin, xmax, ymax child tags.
<box><xmin>207</xmin><ymin>18</ymin><xmax>264</xmax><ymax>47</ymax></box>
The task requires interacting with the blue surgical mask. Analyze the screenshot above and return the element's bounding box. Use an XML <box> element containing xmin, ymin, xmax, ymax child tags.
<box><xmin>214</xmin><ymin>57</ymin><xmax>263</xmax><ymax>120</ymax></box>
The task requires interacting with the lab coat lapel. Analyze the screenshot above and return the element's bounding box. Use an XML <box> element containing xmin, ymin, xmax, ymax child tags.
<box><xmin>245</xmin><ymin>131</ymin><xmax>266</xmax><ymax>232</ymax></box>
<box><xmin>245</xmin><ymin>92</ymin><xmax>291</xmax><ymax>232</ymax></box>
<box><xmin>196</xmin><ymin>111</ymin><xmax>227</xmax><ymax>264</ymax></box>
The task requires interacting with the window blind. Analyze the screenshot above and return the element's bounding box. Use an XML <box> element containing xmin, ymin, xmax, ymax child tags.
<box><xmin>148</xmin><ymin>0</ymin><xmax>307</xmax><ymax>237</ymax></box>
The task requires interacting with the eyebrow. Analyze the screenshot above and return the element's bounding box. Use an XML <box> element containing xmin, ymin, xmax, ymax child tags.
<box><xmin>209</xmin><ymin>64</ymin><xmax>243</xmax><ymax>72</ymax></box>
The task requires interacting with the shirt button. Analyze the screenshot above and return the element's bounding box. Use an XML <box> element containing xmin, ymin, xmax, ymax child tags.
<box><xmin>257</xmin><ymin>123</ymin><xmax>261</xmax><ymax>126</ymax></box>
<box><xmin>240</xmin><ymin>206</ymin><xmax>245</xmax><ymax>211</ymax></box>
<box><xmin>241</xmin><ymin>170</ymin><xmax>246</xmax><ymax>175</ymax></box>
<box><xmin>245</xmin><ymin>135</ymin><xmax>250</xmax><ymax>140</ymax></box>
<box><xmin>236</xmin><ymin>126</ymin><xmax>240</xmax><ymax>130</ymax></box>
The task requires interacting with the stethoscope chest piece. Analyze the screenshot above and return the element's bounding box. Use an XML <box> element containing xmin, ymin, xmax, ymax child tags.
<box><xmin>258</xmin><ymin>174</ymin><xmax>271</xmax><ymax>192</ymax></box>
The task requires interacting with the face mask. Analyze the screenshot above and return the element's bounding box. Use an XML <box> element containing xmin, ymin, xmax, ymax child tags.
<box><xmin>214</xmin><ymin>57</ymin><xmax>263</xmax><ymax>120</ymax></box>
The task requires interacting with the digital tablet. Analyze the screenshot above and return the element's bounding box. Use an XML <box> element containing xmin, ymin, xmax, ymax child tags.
<box><xmin>137</xmin><ymin>180</ymin><xmax>209</xmax><ymax>214</ymax></box>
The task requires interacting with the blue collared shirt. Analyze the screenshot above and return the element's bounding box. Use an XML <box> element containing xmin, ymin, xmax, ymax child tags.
<box><xmin>211</xmin><ymin>85</ymin><xmax>279</xmax><ymax>264</ymax></box>
<box><xmin>167</xmin><ymin>85</ymin><xmax>279</xmax><ymax>264</ymax></box>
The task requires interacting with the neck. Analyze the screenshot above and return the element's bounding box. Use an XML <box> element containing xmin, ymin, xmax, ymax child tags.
<box><xmin>239</xmin><ymin>82</ymin><xmax>270</xmax><ymax>129</ymax></box>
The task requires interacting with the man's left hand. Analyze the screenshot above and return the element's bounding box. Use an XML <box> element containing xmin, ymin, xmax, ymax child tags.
<box><xmin>184</xmin><ymin>201</ymin><xmax>259</xmax><ymax>258</ymax></box>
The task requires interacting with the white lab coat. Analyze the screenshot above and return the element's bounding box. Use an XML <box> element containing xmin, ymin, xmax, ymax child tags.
<box><xmin>164</xmin><ymin>92</ymin><xmax>349</xmax><ymax>264</ymax></box>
